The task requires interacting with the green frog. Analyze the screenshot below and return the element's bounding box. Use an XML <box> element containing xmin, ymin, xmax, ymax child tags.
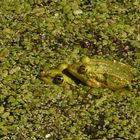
<box><xmin>40</xmin><ymin>64</ymin><xmax>75</xmax><ymax>86</ymax></box>
<box><xmin>67</xmin><ymin>57</ymin><xmax>133</xmax><ymax>90</ymax></box>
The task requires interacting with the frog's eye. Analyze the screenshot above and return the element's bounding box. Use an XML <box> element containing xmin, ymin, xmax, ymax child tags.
<box><xmin>53</xmin><ymin>74</ymin><xmax>64</xmax><ymax>84</ymax></box>
<box><xmin>78</xmin><ymin>65</ymin><xmax>87</xmax><ymax>74</ymax></box>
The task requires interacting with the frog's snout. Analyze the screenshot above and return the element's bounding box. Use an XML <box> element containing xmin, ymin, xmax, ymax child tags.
<box><xmin>67</xmin><ymin>64</ymin><xmax>80</xmax><ymax>77</ymax></box>
<box><xmin>67</xmin><ymin>65</ymin><xmax>75</xmax><ymax>74</ymax></box>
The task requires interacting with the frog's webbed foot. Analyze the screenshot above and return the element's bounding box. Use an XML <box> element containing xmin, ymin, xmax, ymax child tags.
<box><xmin>86</xmin><ymin>78</ymin><xmax>106</xmax><ymax>88</ymax></box>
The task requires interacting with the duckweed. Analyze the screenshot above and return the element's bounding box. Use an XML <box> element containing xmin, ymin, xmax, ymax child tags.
<box><xmin>0</xmin><ymin>0</ymin><xmax>140</xmax><ymax>139</ymax></box>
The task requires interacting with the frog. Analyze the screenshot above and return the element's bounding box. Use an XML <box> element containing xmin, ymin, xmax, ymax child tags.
<box><xmin>67</xmin><ymin>57</ymin><xmax>133</xmax><ymax>90</ymax></box>
<box><xmin>40</xmin><ymin>64</ymin><xmax>75</xmax><ymax>86</ymax></box>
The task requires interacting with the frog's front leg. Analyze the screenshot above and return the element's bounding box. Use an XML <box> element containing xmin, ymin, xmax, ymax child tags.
<box><xmin>86</xmin><ymin>78</ymin><xmax>106</xmax><ymax>88</ymax></box>
<box><xmin>84</xmin><ymin>72</ymin><xmax>107</xmax><ymax>88</ymax></box>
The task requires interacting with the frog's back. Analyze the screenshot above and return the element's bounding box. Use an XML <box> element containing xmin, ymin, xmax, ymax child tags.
<box><xmin>88</xmin><ymin>59</ymin><xmax>133</xmax><ymax>82</ymax></box>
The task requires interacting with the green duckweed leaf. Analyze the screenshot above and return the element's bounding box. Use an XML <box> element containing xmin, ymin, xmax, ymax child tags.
<box><xmin>0</xmin><ymin>106</ymin><xmax>4</xmax><ymax>114</ymax></box>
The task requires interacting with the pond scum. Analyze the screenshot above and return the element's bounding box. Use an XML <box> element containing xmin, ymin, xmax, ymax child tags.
<box><xmin>0</xmin><ymin>0</ymin><xmax>140</xmax><ymax>139</ymax></box>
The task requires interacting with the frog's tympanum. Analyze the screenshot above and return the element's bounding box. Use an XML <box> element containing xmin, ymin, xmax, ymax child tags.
<box><xmin>67</xmin><ymin>57</ymin><xmax>133</xmax><ymax>90</ymax></box>
<box><xmin>40</xmin><ymin>64</ymin><xmax>75</xmax><ymax>86</ymax></box>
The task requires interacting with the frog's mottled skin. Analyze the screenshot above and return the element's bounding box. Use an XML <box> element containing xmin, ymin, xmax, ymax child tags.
<box><xmin>40</xmin><ymin>64</ymin><xmax>75</xmax><ymax>86</ymax></box>
<box><xmin>67</xmin><ymin>57</ymin><xmax>133</xmax><ymax>90</ymax></box>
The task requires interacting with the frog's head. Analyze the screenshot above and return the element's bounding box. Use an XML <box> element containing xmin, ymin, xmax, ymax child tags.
<box><xmin>40</xmin><ymin>66</ymin><xmax>75</xmax><ymax>86</ymax></box>
<box><xmin>67</xmin><ymin>56</ymin><xmax>93</xmax><ymax>85</ymax></box>
<box><xmin>67</xmin><ymin>62</ymin><xmax>92</xmax><ymax>86</ymax></box>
